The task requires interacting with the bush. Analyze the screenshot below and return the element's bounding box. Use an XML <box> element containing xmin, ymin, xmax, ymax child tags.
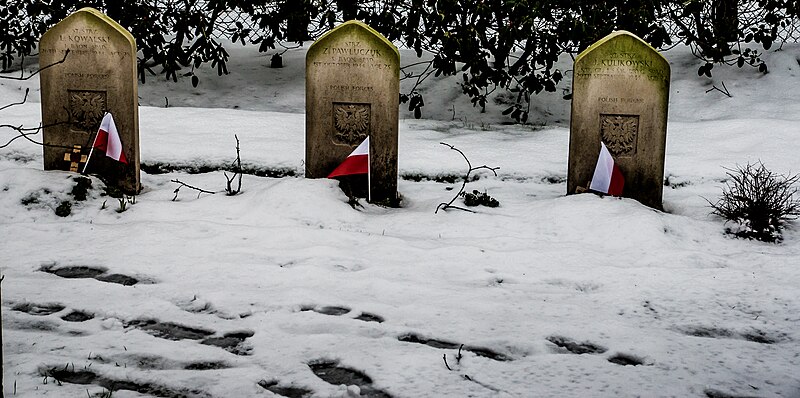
<box><xmin>462</xmin><ymin>189</ymin><xmax>499</xmax><ymax>208</ymax></box>
<box><xmin>709</xmin><ymin>162</ymin><xmax>800</xmax><ymax>242</ymax></box>
<box><xmin>2</xmin><ymin>1</ymin><xmax>798</xmax><ymax>122</ymax></box>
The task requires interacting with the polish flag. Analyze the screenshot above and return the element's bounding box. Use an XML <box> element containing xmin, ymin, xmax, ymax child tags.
<box><xmin>92</xmin><ymin>112</ymin><xmax>128</xmax><ymax>164</ymax></box>
<box><xmin>328</xmin><ymin>137</ymin><xmax>369</xmax><ymax>178</ymax></box>
<box><xmin>589</xmin><ymin>142</ymin><xmax>624</xmax><ymax>196</ymax></box>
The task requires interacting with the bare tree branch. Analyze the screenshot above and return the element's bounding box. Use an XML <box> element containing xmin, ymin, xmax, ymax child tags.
<box><xmin>0</xmin><ymin>49</ymin><xmax>70</xmax><ymax>81</ymax></box>
<box><xmin>0</xmin><ymin>88</ymin><xmax>29</xmax><ymax>111</ymax></box>
<box><xmin>436</xmin><ymin>142</ymin><xmax>499</xmax><ymax>214</ymax></box>
<box><xmin>171</xmin><ymin>179</ymin><xmax>216</xmax><ymax>201</ymax></box>
<box><xmin>224</xmin><ymin>134</ymin><xmax>242</xmax><ymax>196</ymax></box>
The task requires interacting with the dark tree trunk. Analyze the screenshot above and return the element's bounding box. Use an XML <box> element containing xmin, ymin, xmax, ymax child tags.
<box><xmin>714</xmin><ymin>0</ymin><xmax>739</xmax><ymax>43</ymax></box>
<box><xmin>284</xmin><ymin>0</ymin><xmax>311</xmax><ymax>42</ymax></box>
<box><xmin>337</xmin><ymin>0</ymin><xmax>358</xmax><ymax>21</ymax></box>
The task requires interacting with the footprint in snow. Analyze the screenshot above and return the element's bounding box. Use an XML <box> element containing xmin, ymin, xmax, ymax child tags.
<box><xmin>678</xmin><ymin>325</ymin><xmax>787</xmax><ymax>344</ymax></box>
<box><xmin>41</xmin><ymin>264</ymin><xmax>146</xmax><ymax>286</ymax></box>
<box><xmin>301</xmin><ymin>305</ymin><xmax>385</xmax><ymax>323</ymax></box>
<box><xmin>126</xmin><ymin>319</ymin><xmax>255</xmax><ymax>356</ymax></box>
<box><xmin>309</xmin><ymin>360</ymin><xmax>393</xmax><ymax>398</ymax></box>
<box><xmin>398</xmin><ymin>333</ymin><xmax>513</xmax><ymax>361</ymax></box>
<box><xmin>12</xmin><ymin>302</ymin><xmax>65</xmax><ymax>316</ymax></box>
<box><xmin>546</xmin><ymin>335</ymin><xmax>607</xmax><ymax>355</ymax></box>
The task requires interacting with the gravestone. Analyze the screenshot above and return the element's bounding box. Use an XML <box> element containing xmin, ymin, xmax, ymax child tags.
<box><xmin>306</xmin><ymin>20</ymin><xmax>399</xmax><ymax>203</ymax></box>
<box><xmin>39</xmin><ymin>7</ymin><xmax>140</xmax><ymax>193</ymax></box>
<box><xmin>568</xmin><ymin>31</ymin><xmax>670</xmax><ymax>209</ymax></box>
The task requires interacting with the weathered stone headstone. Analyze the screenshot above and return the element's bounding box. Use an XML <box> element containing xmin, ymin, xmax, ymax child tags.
<box><xmin>568</xmin><ymin>31</ymin><xmax>670</xmax><ymax>209</ymax></box>
<box><xmin>306</xmin><ymin>20</ymin><xmax>399</xmax><ymax>203</ymax></box>
<box><xmin>40</xmin><ymin>8</ymin><xmax>140</xmax><ymax>193</ymax></box>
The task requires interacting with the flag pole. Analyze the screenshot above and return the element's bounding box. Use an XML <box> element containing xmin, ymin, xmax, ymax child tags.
<box><xmin>81</xmin><ymin>145</ymin><xmax>96</xmax><ymax>174</ymax></box>
<box><xmin>82</xmin><ymin>112</ymin><xmax>108</xmax><ymax>174</ymax></box>
<box><xmin>367</xmin><ymin>136</ymin><xmax>371</xmax><ymax>203</ymax></box>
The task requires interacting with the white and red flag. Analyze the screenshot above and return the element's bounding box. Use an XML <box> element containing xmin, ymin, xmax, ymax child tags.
<box><xmin>589</xmin><ymin>142</ymin><xmax>624</xmax><ymax>196</ymax></box>
<box><xmin>87</xmin><ymin>112</ymin><xmax>128</xmax><ymax>167</ymax></box>
<box><xmin>328</xmin><ymin>136</ymin><xmax>370</xmax><ymax>200</ymax></box>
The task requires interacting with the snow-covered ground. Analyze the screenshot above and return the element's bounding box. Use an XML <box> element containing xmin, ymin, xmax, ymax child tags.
<box><xmin>1</xmin><ymin>40</ymin><xmax>799</xmax><ymax>398</ymax></box>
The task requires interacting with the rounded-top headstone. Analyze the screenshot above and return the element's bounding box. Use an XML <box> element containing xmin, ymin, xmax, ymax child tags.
<box><xmin>305</xmin><ymin>20</ymin><xmax>400</xmax><ymax>203</ymax></box>
<box><xmin>568</xmin><ymin>30</ymin><xmax>670</xmax><ymax>209</ymax></box>
<box><xmin>39</xmin><ymin>7</ymin><xmax>140</xmax><ymax>194</ymax></box>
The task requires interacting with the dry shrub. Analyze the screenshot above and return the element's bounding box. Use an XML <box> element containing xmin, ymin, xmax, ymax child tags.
<box><xmin>709</xmin><ymin>161</ymin><xmax>800</xmax><ymax>242</ymax></box>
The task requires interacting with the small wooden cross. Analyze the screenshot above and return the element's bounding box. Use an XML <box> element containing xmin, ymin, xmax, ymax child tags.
<box><xmin>63</xmin><ymin>145</ymin><xmax>88</xmax><ymax>172</ymax></box>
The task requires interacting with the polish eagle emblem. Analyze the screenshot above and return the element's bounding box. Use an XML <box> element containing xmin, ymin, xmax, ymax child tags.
<box><xmin>333</xmin><ymin>104</ymin><xmax>370</xmax><ymax>146</ymax></box>
<box><xmin>69</xmin><ymin>90</ymin><xmax>107</xmax><ymax>131</ymax></box>
<box><xmin>600</xmin><ymin>114</ymin><xmax>638</xmax><ymax>156</ymax></box>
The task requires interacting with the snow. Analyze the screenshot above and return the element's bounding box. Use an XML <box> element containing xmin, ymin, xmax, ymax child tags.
<box><xmin>2</xmin><ymin>39</ymin><xmax>800</xmax><ymax>398</ymax></box>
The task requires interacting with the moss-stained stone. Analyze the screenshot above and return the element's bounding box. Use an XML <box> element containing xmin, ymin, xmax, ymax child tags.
<box><xmin>306</xmin><ymin>20</ymin><xmax>400</xmax><ymax>203</ymax></box>
<box><xmin>568</xmin><ymin>31</ymin><xmax>670</xmax><ymax>209</ymax></box>
<box><xmin>39</xmin><ymin>8</ymin><xmax>140</xmax><ymax>194</ymax></box>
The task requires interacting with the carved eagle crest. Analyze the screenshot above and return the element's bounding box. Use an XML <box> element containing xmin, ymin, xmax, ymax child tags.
<box><xmin>334</xmin><ymin>104</ymin><xmax>370</xmax><ymax>145</ymax></box>
<box><xmin>69</xmin><ymin>91</ymin><xmax>107</xmax><ymax>131</ymax></box>
<box><xmin>601</xmin><ymin>115</ymin><xmax>638</xmax><ymax>156</ymax></box>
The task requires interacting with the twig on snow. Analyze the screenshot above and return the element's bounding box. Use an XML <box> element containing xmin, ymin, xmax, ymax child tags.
<box><xmin>171</xmin><ymin>179</ymin><xmax>216</xmax><ymax>201</ymax></box>
<box><xmin>436</xmin><ymin>142</ymin><xmax>499</xmax><ymax>213</ymax></box>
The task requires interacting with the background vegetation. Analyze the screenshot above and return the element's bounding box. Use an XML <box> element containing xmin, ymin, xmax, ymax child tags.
<box><xmin>1</xmin><ymin>1</ymin><xmax>798</xmax><ymax>121</ymax></box>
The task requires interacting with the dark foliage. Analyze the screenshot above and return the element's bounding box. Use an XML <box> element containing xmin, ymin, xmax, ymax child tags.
<box><xmin>2</xmin><ymin>1</ymin><xmax>797</xmax><ymax>122</ymax></box>
<box><xmin>462</xmin><ymin>189</ymin><xmax>499</xmax><ymax>208</ymax></box>
<box><xmin>709</xmin><ymin>162</ymin><xmax>800</xmax><ymax>243</ymax></box>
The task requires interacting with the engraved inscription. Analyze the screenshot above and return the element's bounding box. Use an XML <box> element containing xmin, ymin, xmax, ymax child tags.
<box><xmin>600</xmin><ymin>114</ymin><xmax>638</xmax><ymax>156</ymax></box>
<box><xmin>333</xmin><ymin>103</ymin><xmax>370</xmax><ymax>146</ymax></box>
<box><xmin>315</xmin><ymin>41</ymin><xmax>391</xmax><ymax>70</ymax></box>
<box><xmin>576</xmin><ymin>51</ymin><xmax>666</xmax><ymax>81</ymax></box>
<box><xmin>68</xmin><ymin>90</ymin><xmax>107</xmax><ymax>131</ymax></box>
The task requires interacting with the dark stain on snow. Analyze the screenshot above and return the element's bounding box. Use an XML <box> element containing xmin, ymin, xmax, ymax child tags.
<box><xmin>61</xmin><ymin>310</ymin><xmax>94</xmax><ymax>322</ymax></box>
<box><xmin>398</xmin><ymin>333</ymin><xmax>512</xmax><ymax>361</ymax></box>
<box><xmin>184</xmin><ymin>361</ymin><xmax>230</xmax><ymax>371</ymax></box>
<box><xmin>681</xmin><ymin>326</ymin><xmax>735</xmax><ymax>339</ymax></box>
<box><xmin>141</xmin><ymin>162</ymin><xmax>297</xmax><ymax>178</ymax></box>
<box><xmin>12</xmin><ymin>302</ymin><xmax>65</xmax><ymax>316</ymax></box>
<box><xmin>315</xmin><ymin>306</ymin><xmax>351</xmax><ymax>316</ymax></box>
<box><xmin>127</xmin><ymin>319</ymin><xmax>214</xmax><ymax>341</ymax></box>
<box><xmin>200</xmin><ymin>330</ymin><xmax>255</xmax><ymax>356</ymax></box>
<box><xmin>96</xmin><ymin>273</ymin><xmax>139</xmax><ymax>286</ymax></box>
<box><xmin>399</xmin><ymin>333</ymin><xmax>460</xmax><ymax>349</ymax></box>
<box><xmin>43</xmin><ymin>265</ymin><xmax>106</xmax><ymax>279</ymax></box>
<box><xmin>607</xmin><ymin>353</ymin><xmax>645</xmax><ymax>366</ymax></box>
<box><xmin>541</xmin><ymin>174</ymin><xmax>566</xmax><ymax>184</ymax></box>
<box><xmin>741</xmin><ymin>329</ymin><xmax>782</xmax><ymax>344</ymax></box>
<box><xmin>704</xmin><ymin>388</ymin><xmax>761</xmax><ymax>398</ymax></box>
<box><xmin>355</xmin><ymin>312</ymin><xmax>385</xmax><ymax>323</ymax></box>
<box><xmin>679</xmin><ymin>325</ymin><xmax>786</xmax><ymax>344</ymax></box>
<box><xmin>258</xmin><ymin>380</ymin><xmax>314</xmax><ymax>398</ymax></box>
<box><xmin>546</xmin><ymin>335</ymin><xmax>608</xmax><ymax>355</ymax></box>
